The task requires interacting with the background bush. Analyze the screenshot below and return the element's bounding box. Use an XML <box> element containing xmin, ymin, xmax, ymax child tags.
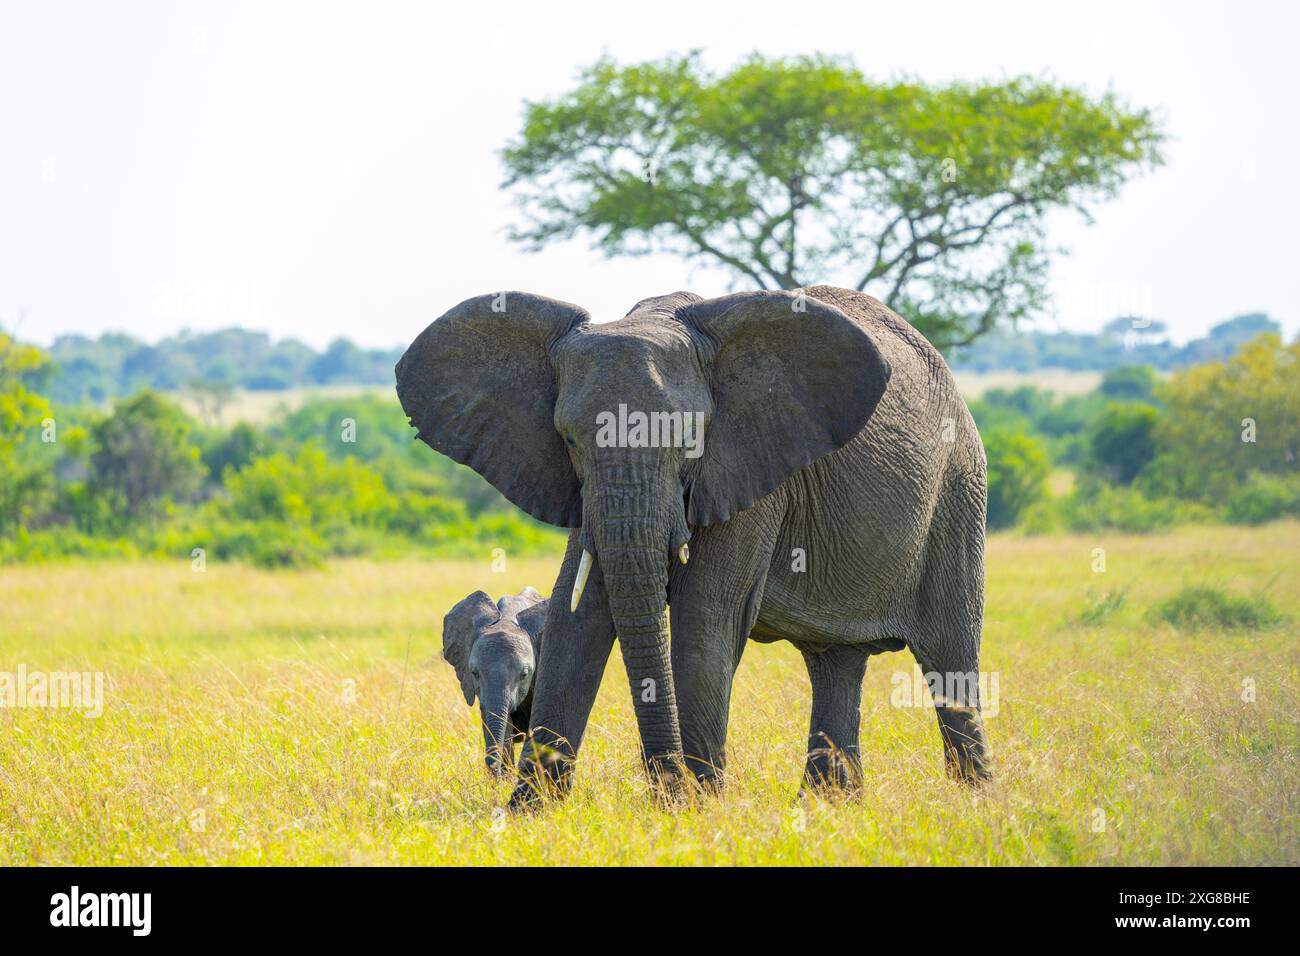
<box><xmin>1152</xmin><ymin>586</ymin><xmax>1284</xmax><ymax>631</ymax></box>
<box><xmin>3</xmin><ymin>329</ymin><xmax>1298</xmax><ymax>561</ymax></box>
<box><xmin>1222</xmin><ymin>472</ymin><xmax>1300</xmax><ymax>525</ymax></box>
<box><xmin>984</xmin><ymin>426</ymin><xmax>1051</xmax><ymax>530</ymax></box>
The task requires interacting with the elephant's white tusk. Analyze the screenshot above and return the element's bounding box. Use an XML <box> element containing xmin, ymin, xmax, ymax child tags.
<box><xmin>570</xmin><ymin>549</ymin><xmax>593</xmax><ymax>613</ymax></box>
<box><xmin>677</xmin><ymin>543</ymin><xmax>690</xmax><ymax>565</ymax></box>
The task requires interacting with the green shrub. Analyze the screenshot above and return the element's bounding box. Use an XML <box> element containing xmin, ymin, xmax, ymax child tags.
<box><xmin>1150</xmin><ymin>333</ymin><xmax>1300</xmax><ymax>501</ymax></box>
<box><xmin>1075</xmin><ymin>587</ymin><xmax>1128</xmax><ymax>626</ymax></box>
<box><xmin>1058</xmin><ymin>482</ymin><xmax>1214</xmax><ymax>533</ymax></box>
<box><xmin>87</xmin><ymin>391</ymin><xmax>205</xmax><ymax>525</ymax></box>
<box><xmin>178</xmin><ymin>444</ymin><xmax>566</xmax><ymax>566</ymax></box>
<box><xmin>1019</xmin><ymin>498</ymin><xmax>1064</xmax><ymax>535</ymax></box>
<box><xmin>984</xmin><ymin>427</ymin><xmax>1051</xmax><ymax>530</ymax></box>
<box><xmin>199</xmin><ymin>421</ymin><xmax>264</xmax><ymax>482</ymax></box>
<box><xmin>1099</xmin><ymin>364</ymin><xmax>1161</xmax><ymax>403</ymax></box>
<box><xmin>1223</xmin><ymin>472</ymin><xmax>1300</xmax><ymax>525</ymax></box>
<box><xmin>219</xmin><ymin>443</ymin><xmax>387</xmax><ymax>527</ymax></box>
<box><xmin>1086</xmin><ymin>401</ymin><xmax>1158</xmax><ymax>485</ymax></box>
<box><xmin>1151</xmin><ymin>586</ymin><xmax>1284</xmax><ymax>631</ymax></box>
<box><xmin>375</xmin><ymin>491</ymin><xmax>471</xmax><ymax>537</ymax></box>
<box><xmin>202</xmin><ymin>519</ymin><xmax>327</xmax><ymax>569</ymax></box>
<box><xmin>0</xmin><ymin>526</ymin><xmax>140</xmax><ymax>563</ymax></box>
<box><xmin>453</xmin><ymin>512</ymin><xmax>566</xmax><ymax>556</ymax></box>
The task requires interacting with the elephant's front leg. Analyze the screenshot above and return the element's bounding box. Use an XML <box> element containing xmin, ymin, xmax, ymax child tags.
<box><xmin>797</xmin><ymin>643</ymin><xmax>870</xmax><ymax>794</ymax></box>
<box><xmin>668</xmin><ymin>505</ymin><xmax>782</xmax><ymax>791</ymax></box>
<box><xmin>510</xmin><ymin>529</ymin><xmax>616</xmax><ymax>810</ymax></box>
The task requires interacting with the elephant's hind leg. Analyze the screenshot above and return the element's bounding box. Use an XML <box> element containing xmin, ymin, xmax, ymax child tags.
<box><xmin>909</xmin><ymin>643</ymin><xmax>991</xmax><ymax>784</ymax></box>
<box><xmin>910</xmin><ymin>476</ymin><xmax>992</xmax><ymax>784</ymax></box>
<box><xmin>798</xmin><ymin>643</ymin><xmax>871</xmax><ymax>795</ymax></box>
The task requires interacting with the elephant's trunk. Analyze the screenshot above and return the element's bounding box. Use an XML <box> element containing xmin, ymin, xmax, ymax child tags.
<box><xmin>481</xmin><ymin>698</ymin><xmax>512</xmax><ymax>777</ymax></box>
<box><xmin>585</xmin><ymin>458</ymin><xmax>684</xmax><ymax>787</ymax></box>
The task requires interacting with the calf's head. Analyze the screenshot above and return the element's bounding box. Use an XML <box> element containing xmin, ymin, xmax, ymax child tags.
<box><xmin>442</xmin><ymin>588</ymin><xmax>547</xmax><ymax>776</ymax></box>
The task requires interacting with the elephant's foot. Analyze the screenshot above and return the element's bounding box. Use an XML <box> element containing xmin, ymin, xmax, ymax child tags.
<box><xmin>643</xmin><ymin>753</ymin><xmax>693</xmax><ymax>810</ymax></box>
<box><xmin>682</xmin><ymin>753</ymin><xmax>727</xmax><ymax>796</ymax></box>
<box><xmin>936</xmin><ymin>706</ymin><xmax>992</xmax><ymax>786</ymax></box>
<box><xmin>506</xmin><ymin>769</ymin><xmax>571</xmax><ymax>813</ymax></box>
<box><xmin>507</xmin><ymin>740</ymin><xmax>575</xmax><ymax>813</ymax></box>
<box><xmin>801</xmin><ymin>734</ymin><xmax>864</xmax><ymax>798</ymax></box>
<box><xmin>506</xmin><ymin>781</ymin><xmax>543</xmax><ymax>814</ymax></box>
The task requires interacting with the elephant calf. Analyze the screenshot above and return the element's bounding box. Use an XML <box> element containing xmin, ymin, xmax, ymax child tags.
<box><xmin>442</xmin><ymin>588</ymin><xmax>548</xmax><ymax>776</ymax></box>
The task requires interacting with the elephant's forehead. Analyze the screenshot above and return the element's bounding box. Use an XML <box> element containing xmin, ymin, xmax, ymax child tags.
<box><xmin>557</xmin><ymin>318</ymin><xmax>695</xmax><ymax>367</ymax></box>
<box><xmin>472</xmin><ymin>629</ymin><xmax>531</xmax><ymax>658</ymax></box>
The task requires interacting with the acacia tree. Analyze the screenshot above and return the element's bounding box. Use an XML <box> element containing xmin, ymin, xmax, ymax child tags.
<box><xmin>502</xmin><ymin>53</ymin><xmax>1164</xmax><ymax>349</ymax></box>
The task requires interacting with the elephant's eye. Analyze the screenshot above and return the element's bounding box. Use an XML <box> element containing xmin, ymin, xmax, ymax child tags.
<box><xmin>563</xmin><ymin>435</ymin><xmax>577</xmax><ymax>448</ymax></box>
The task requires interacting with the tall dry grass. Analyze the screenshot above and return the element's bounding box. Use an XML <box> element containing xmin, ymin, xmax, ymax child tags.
<box><xmin>1</xmin><ymin>522</ymin><xmax>1296</xmax><ymax>864</ymax></box>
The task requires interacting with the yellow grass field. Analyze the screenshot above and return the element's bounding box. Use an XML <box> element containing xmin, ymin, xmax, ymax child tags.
<box><xmin>2</xmin><ymin>523</ymin><xmax>1297</xmax><ymax>866</ymax></box>
<box><xmin>172</xmin><ymin>385</ymin><xmax>390</xmax><ymax>428</ymax></box>
<box><xmin>952</xmin><ymin>368</ymin><xmax>1107</xmax><ymax>398</ymax></box>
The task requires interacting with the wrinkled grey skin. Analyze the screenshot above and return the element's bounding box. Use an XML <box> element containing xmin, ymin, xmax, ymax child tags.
<box><xmin>398</xmin><ymin>286</ymin><xmax>990</xmax><ymax>808</ymax></box>
<box><xmin>442</xmin><ymin>588</ymin><xmax>548</xmax><ymax>776</ymax></box>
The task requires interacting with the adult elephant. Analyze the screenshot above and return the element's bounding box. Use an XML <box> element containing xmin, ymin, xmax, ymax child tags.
<box><xmin>396</xmin><ymin>285</ymin><xmax>991</xmax><ymax>807</ymax></box>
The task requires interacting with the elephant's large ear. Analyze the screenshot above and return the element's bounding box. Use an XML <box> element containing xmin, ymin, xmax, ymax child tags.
<box><xmin>442</xmin><ymin>590</ymin><xmax>498</xmax><ymax>705</ymax></box>
<box><xmin>396</xmin><ymin>293</ymin><xmax>590</xmax><ymax>527</ymax></box>
<box><xmin>678</xmin><ymin>290</ymin><xmax>891</xmax><ymax>526</ymax></box>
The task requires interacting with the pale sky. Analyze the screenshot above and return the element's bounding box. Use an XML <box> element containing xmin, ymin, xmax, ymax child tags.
<box><xmin>2</xmin><ymin>0</ymin><xmax>1298</xmax><ymax>349</ymax></box>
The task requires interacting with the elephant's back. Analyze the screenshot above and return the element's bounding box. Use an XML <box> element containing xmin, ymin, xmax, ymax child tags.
<box><xmin>804</xmin><ymin>285</ymin><xmax>982</xmax><ymax>478</ymax></box>
<box><xmin>803</xmin><ymin>286</ymin><xmax>962</xmax><ymax>409</ymax></box>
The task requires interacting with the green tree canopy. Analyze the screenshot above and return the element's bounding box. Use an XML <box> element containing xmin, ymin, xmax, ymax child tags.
<box><xmin>0</xmin><ymin>333</ymin><xmax>55</xmax><ymax>535</ymax></box>
<box><xmin>1147</xmin><ymin>333</ymin><xmax>1300</xmax><ymax>501</ymax></box>
<box><xmin>503</xmin><ymin>53</ymin><xmax>1164</xmax><ymax>348</ymax></box>
<box><xmin>1099</xmin><ymin>364</ymin><xmax>1161</xmax><ymax>403</ymax></box>
<box><xmin>88</xmin><ymin>391</ymin><xmax>205</xmax><ymax>523</ymax></box>
<box><xmin>984</xmin><ymin>426</ymin><xmax>1051</xmax><ymax>530</ymax></box>
<box><xmin>1087</xmin><ymin>401</ymin><xmax>1159</xmax><ymax>485</ymax></box>
<box><xmin>0</xmin><ymin>332</ymin><xmax>50</xmax><ymax>454</ymax></box>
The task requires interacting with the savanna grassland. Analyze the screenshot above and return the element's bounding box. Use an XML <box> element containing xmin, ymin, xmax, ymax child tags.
<box><xmin>2</xmin><ymin>523</ymin><xmax>1296</xmax><ymax>866</ymax></box>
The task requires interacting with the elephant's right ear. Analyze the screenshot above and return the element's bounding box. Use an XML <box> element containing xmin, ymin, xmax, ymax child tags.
<box><xmin>678</xmin><ymin>291</ymin><xmax>891</xmax><ymax>526</ymax></box>
<box><xmin>442</xmin><ymin>590</ymin><xmax>498</xmax><ymax>706</ymax></box>
<box><xmin>396</xmin><ymin>292</ymin><xmax>590</xmax><ymax>527</ymax></box>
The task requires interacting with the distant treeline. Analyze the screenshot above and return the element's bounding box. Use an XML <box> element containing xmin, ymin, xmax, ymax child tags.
<box><xmin>4</xmin><ymin>325</ymin><xmax>1297</xmax><ymax>568</ymax></box>
<box><xmin>36</xmin><ymin>311</ymin><xmax>1285</xmax><ymax>403</ymax></box>
<box><xmin>41</xmin><ymin>328</ymin><xmax>405</xmax><ymax>404</ymax></box>
<box><xmin>950</xmin><ymin>313</ymin><xmax>1281</xmax><ymax>372</ymax></box>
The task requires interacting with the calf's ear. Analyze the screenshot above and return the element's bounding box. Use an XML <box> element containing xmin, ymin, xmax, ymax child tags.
<box><xmin>515</xmin><ymin>600</ymin><xmax>549</xmax><ymax>654</ymax></box>
<box><xmin>442</xmin><ymin>591</ymin><xmax>498</xmax><ymax>705</ymax></box>
<box><xmin>497</xmin><ymin>587</ymin><xmax>544</xmax><ymax>622</ymax></box>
